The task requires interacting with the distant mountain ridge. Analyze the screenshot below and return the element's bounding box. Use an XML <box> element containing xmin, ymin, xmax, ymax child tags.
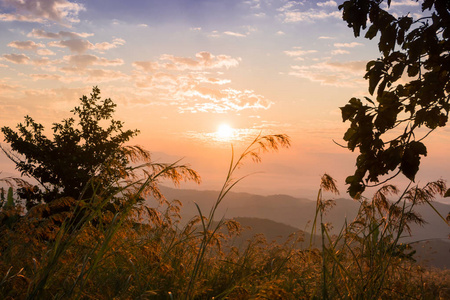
<box><xmin>153</xmin><ymin>186</ymin><xmax>449</xmax><ymax>241</ymax></box>
<box><xmin>147</xmin><ymin>186</ymin><xmax>450</xmax><ymax>268</ymax></box>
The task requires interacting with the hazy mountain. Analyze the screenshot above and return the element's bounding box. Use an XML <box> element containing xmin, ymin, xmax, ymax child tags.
<box><xmin>148</xmin><ymin>186</ymin><xmax>449</xmax><ymax>268</ymax></box>
<box><xmin>411</xmin><ymin>239</ymin><xmax>450</xmax><ymax>269</ymax></box>
<box><xmin>152</xmin><ymin>186</ymin><xmax>449</xmax><ymax>241</ymax></box>
<box><xmin>229</xmin><ymin>217</ymin><xmax>312</xmax><ymax>247</ymax></box>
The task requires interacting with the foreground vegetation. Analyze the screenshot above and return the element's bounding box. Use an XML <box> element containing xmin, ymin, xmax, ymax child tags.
<box><xmin>1</xmin><ymin>139</ymin><xmax>449</xmax><ymax>299</ymax></box>
<box><xmin>1</xmin><ymin>0</ymin><xmax>450</xmax><ymax>295</ymax></box>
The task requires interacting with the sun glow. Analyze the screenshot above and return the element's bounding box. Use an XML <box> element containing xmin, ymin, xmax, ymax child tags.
<box><xmin>216</xmin><ymin>123</ymin><xmax>234</xmax><ymax>141</ymax></box>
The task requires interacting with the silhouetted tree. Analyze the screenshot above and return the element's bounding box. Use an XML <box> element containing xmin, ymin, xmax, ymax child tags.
<box><xmin>1</xmin><ymin>87</ymin><xmax>199</xmax><ymax>211</ymax></box>
<box><xmin>339</xmin><ymin>0</ymin><xmax>450</xmax><ymax>197</ymax></box>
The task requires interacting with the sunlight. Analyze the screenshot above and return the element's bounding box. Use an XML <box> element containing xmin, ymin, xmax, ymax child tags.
<box><xmin>216</xmin><ymin>123</ymin><xmax>234</xmax><ymax>141</ymax></box>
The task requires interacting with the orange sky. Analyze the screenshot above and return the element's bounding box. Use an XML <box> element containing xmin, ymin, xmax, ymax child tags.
<box><xmin>1</xmin><ymin>0</ymin><xmax>449</xmax><ymax>201</ymax></box>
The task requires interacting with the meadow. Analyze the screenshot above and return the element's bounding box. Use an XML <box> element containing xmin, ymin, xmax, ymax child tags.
<box><xmin>1</xmin><ymin>133</ymin><xmax>449</xmax><ymax>299</ymax></box>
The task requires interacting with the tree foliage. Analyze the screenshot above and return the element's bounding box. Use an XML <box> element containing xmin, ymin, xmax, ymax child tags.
<box><xmin>1</xmin><ymin>87</ymin><xmax>199</xmax><ymax>210</ymax></box>
<box><xmin>339</xmin><ymin>0</ymin><xmax>450</xmax><ymax>197</ymax></box>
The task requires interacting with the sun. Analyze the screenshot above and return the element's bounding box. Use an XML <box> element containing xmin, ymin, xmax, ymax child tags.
<box><xmin>216</xmin><ymin>123</ymin><xmax>234</xmax><ymax>140</ymax></box>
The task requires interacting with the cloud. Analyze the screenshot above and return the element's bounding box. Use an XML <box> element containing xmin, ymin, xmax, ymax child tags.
<box><xmin>48</xmin><ymin>38</ymin><xmax>125</xmax><ymax>53</ymax></box>
<box><xmin>48</xmin><ymin>38</ymin><xmax>93</xmax><ymax>53</ymax></box>
<box><xmin>282</xmin><ymin>9</ymin><xmax>340</xmax><ymax>22</ymax></box>
<box><xmin>284</xmin><ymin>47</ymin><xmax>317</xmax><ymax>58</ymax></box>
<box><xmin>288</xmin><ymin>60</ymin><xmax>366</xmax><ymax>87</ymax></box>
<box><xmin>331</xmin><ymin>49</ymin><xmax>350</xmax><ymax>55</ymax></box>
<box><xmin>132</xmin><ymin>61</ymin><xmax>160</xmax><ymax>72</ymax></box>
<box><xmin>0</xmin><ymin>82</ymin><xmax>19</xmax><ymax>92</ymax></box>
<box><xmin>131</xmin><ymin>52</ymin><xmax>269</xmax><ymax>113</ymax></box>
<box><xmin>389</xmin><ymin>0</ymin><xmax>420</xmax><ymax>7</ymax></box>
<box><xmin>93</xmin><ymin>38</ymin><xmax>126</xmax><ymax>52</ymax></box>
<box><xmin>2</xmin><ymin>53</ymin><xmax>30</xmax><ymax>64</ymax></box>
<box><xmin>178</xmin><ymin>88</ymin><xmax>272</xmax><ymax>113</ymax></box>
<box><xmin>30</xmin><ymin>73</ymin><xmax>62</xmax><ymax>81</ymax></box>
<box><xmin>31</xmin><ymin>57</ymin><xmax>53</xmax><ymax>66</ymax></box>
<box><xmin>43</xmin><ymin>68</ymin><xmax>127</xmax><ymax>83</ymax></box>
<box><xmin>84</xmin><ymin>69</ymin><xmax>127</xmax><ymax>82</ymax></box>
<box><xmin>7</xmin><ymin>40</ymin><xmax>56</xmax><ymax>56</ymax></box>
<box><xmin>63</xmin><ymin>54</ymin><xmax>124</xmax><ymax>68</ymax></box>
<box><xmin>1</xmin><ymin>53</ymin><xmax>57</xmax><ymax>65</ymax></box>
<box><xmin>224</xmin><ymin>31</ymin><xmax>246</xmax><ymax>37</ymax></box>
<box><xmin>36</xmin><ymin>48</ymin><xmax>56</xmax><ymax>55</ymax></box>
<box><xmin>334</xmin><ymin>42</ymin><xmax>364</xmax><ymax>48</ymax></box>
<box><xmin>278</xmin><ymin>1</ymin><xmax>340</xmax><ymax>23</ymax></box>
<box><xmin>276</xmin><ymin>31</ymin><xmax>285</xmax><ymax>35</ymax></box>
<box><xmin>0</xmin><ymin>13</ymin><xmax>43</xmax><ymax>23</ymax></box>
<box><xmin>317</xmin><ymin>1</ymin><xmax>337</xmax><ymax>7</ymax></box>
<box><xmin>163</xmin><ymin>52</ymin><xmax>240</xmax><ymax>70</ymax></box>
<box><xmin>318</xmin><ymin>36</ymin><xmax>335</xmax><ymax>40</ymax></box>
<box><xmin>134</xmin><ymin>52</ymin><xmax>240</xmax><ymax>72</ymax></box>
<box><xmin>0</xmin><ymin>0</ymin><xmax>85</xmax><ymax>25</ymax></box>
<box><xmin>8</xmin><ymin>40</ymin><xmax>44</xmax><ymax>51</ymax></box>
<box><xmin>27</xmin><ymin>28</ymin><xmax>93</xmax><ymax>39</ymax></box>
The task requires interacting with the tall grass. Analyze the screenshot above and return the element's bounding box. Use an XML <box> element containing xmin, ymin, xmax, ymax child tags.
<box><xmin>1</xmin><ymin>134</ymin><xmax>449</xmax><ymax>299</ymax></box>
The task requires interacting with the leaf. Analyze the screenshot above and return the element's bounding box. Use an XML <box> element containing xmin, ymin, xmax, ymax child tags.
<box><xmin>366</xmin><ymin>61</ymin><xmax>385</xmax><ymax>95</ymax></box>
<box><xmin>444</xmin><ymin>188</ymin><xmax>450</xmax><ymax>198</ymax></box>
<box><xmin>343</xmin><ymin>128</ymin><xmax>357</xmax><ymax>142</ymax></box>
<box><xmin>364</xmin><ymin>96</ymin><xmax>375</xmax><ymax>105</ymax></box>
<box><xmin>407</xmin><ymin>64</ymin><xmax>420</xmax><ymax>77</ymax></box>
<box><xmin>400</xmin><ymin>142</ymin><xmax>427</xmax><ymax>181</ymax></box>
<box><xmin>365</xmin><ymin>24</ymin><xmax>378</xmax><ymax>39</ymax></box>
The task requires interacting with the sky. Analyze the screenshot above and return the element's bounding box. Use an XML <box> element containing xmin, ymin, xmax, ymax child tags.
<box><xmin>1</xmin><ymin>0</ymin><xmax>449</xmax><ymax>201</ymax></box>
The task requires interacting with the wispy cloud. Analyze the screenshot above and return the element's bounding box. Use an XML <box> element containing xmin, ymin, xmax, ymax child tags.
<box><xmin>389</xmin><ymin>0</ymin><xmax>420</xmax><ymax>7</ymax></box>
<box><xmin>331</xmin><ymin>49</ymin><xmax>350</xmax><ymax>55</ymax></box>
<box><xmin>334</xmin><ymin>42</ymin><xmax>363</xmax><ymax>48</ymax></box>
<box><xmin>278</xmin><ymin>1</ymin><xmax>340</xmax><ymax>23</ymax></box>
<box><xmin>30</xmin><ymin>73</ymin><xmax>62</xmax><ymax>81</ymax></box>
<box><xmin>7</xmin><ymin>40</ymin><xmax>56</xmax><ymax>56</ymax></box>
<box><xmin>224</xmin><ymin>31</ymin><xmax>247</xmax><ymax>37</ymax></box>
<box><xmin>284</xmin><ymin>47</ymin><xmax>317</xmax><ymax>59</ymax></box>
<box><xmin>8</xmin><ymin>40</ymin><xmax>44</xmax><ymax>51</ymax></box>
<box><xmin>134</xmin><ymin>52</ymin><xmax>240</xmax><ymax>72</ymax></box>
<box><xmin>48</xmin><ymin>39</ymin><xmax>93</xmax><ymax>53</ymax></box>
<box><xmin>1</xmin><ymin>53</ymin><xmax>58</xmax><ymax>65</ymax></box>
<box><xmin>288</xmin><ymin>60</ymin><xmax>366</xmax><ymax>87</ymax></box>
<box><xmin>48</xmin><ymin>37</ymin><xmax>125</xmax><ymax>54</ymax></box>
<box><xmin>2</xmin><ymin>53</ymin><xmax>30</xmax><ymax>64</ymax></box>
<box><xmin>0</xmin><ymin>0</ymin><xmax>85</xmax><ymax>25</ymax></box>
<box><xmin>132</xmin><ymin>52</ymin><xmax>270</xmax><ymax>113</ymax></box>
<box><xmin>63</xmin><ymin>54</ymin><xmax>124</xmax><ymax>68</ymax></box>
<box><xmin>27</xmin><ymin>29</ymin><xmax>93</xmax><ymax>39</ymax></box>
<box><xmin>317</xmin><ymin>1</ymin><xmax>337</xmax><ymax>7</ymax></box>
<box><xmin>179</xmin><ymin>88</ymin><xmax>272</xmax><ymax>113</ymax></box>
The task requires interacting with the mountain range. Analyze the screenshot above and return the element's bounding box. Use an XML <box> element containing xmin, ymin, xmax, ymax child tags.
<box><xmin>146</xmin><ymin>186</ymin><xmax>450</xmax><ymax>268</ymax></box>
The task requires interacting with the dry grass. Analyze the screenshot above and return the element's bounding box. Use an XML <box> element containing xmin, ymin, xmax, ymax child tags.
<box><xmin>1</xmin><ymin>134</ymin><xmax>449</xmax><ymax>299</ymax></box>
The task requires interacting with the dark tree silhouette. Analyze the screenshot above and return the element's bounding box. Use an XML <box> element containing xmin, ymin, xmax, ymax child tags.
<box><xmin>339</xmin><ymin>0</ymin><xmax>450</xmax><ymax>197</ymax></box>
<box><xmin>1</xmin><ymin>87</ymin><xmax>200</xmax><ymax>211</ymax></box>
